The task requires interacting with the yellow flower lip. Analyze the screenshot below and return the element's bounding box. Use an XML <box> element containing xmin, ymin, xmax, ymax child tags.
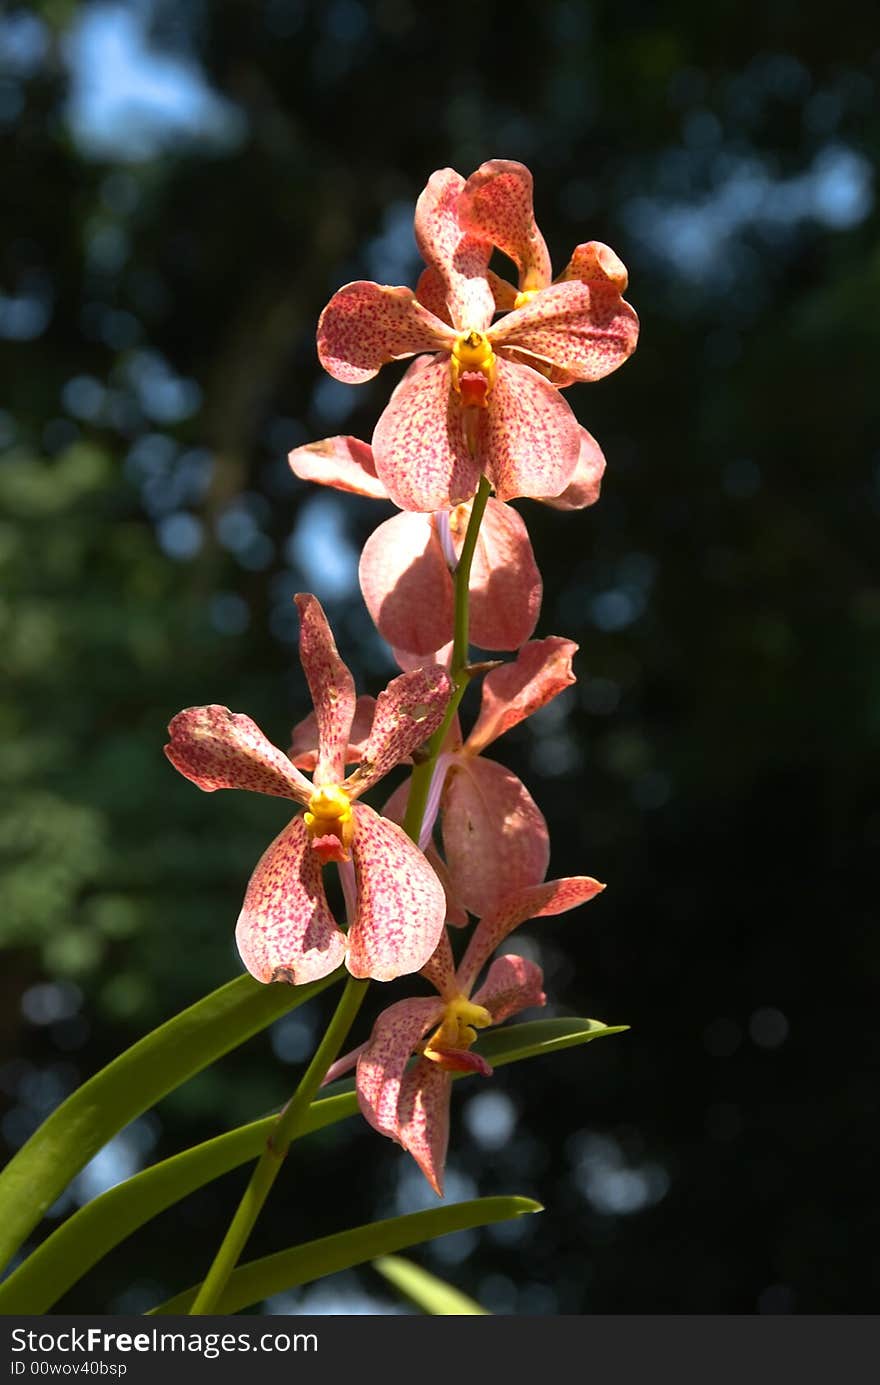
<box><xmin>304</xmin><ymin>783</ymin><xmax>354</xmax><ymax>860</ymax></box>
<box><xmin>424</xmin><ymin>994</ymin><xmax>493</xmax><ymax>1061</ymax></box>
<box><xmin>450</xmin><ymin>330</ymin><xmax>496</xmax><ymax>405</ymax></box>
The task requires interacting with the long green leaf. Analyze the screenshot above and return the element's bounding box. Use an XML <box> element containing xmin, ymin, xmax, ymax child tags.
<box><xmin>151</xmin><ymin>1197</ymin><xmax>541</xmax><ymax>1315</ymax></box>
<box><xmin>0</xmin><ymin>968</ymin><xmax>342</xmax><ymax>1272</ymax></box>
<box><xmin>0</xmin><ymin>1016</ymin><xmax>623</xmax><ymax>1312</ymax></box>
<box><xmin>373</xmin><ymin>1254</ymin><xmax>490</xmax><ymax>1315</ymax></box>
<box><xmin>476</xmin><ymin>1016</ymin><xmax>629</xmax><ymax>1064</ymax></box>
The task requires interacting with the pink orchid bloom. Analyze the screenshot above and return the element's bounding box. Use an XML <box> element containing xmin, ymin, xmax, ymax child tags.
<box><xmin>289</xmin><ymin>433</ymin><xmax>603</xmax><ymax>656</ymax></box>
<box><xmin>316</xmin><ymin>162</ymin><xmax>636</xmax><ymax>513</ymax></box>
<box><xmin>164</xmin><ymin>594</ymin><xmax>452</xmax><ymax>984</ymax></box>
<box><xmin>384</xmin><ymin>637</ymin><xmax>578</xmax><ymax>920</ymax></box>
<box><xmin>351</xmin><ymin>876</ymin><xmax>604</xmax><ymax>1194</ymax></box>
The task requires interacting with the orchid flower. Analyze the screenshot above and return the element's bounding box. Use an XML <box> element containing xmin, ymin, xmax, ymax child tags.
<box><xmin>164</xmin><ymin>594</ymin><xmax>452</xmax><ymax>984</ymax></box>
<box><xmin>289</xmin><ymin>433</ymin><xmax>603</xmax><ymax>657</ymax></box>
<box><xmin>349</xmin><ymin>876</ymin><xmax>604</xmax><ymax>1194</ymax></box>
<box><xmin>385</xmin><ymin>638</ymin><xmax>578</xmax><ymax>920</ymax></box>
<box><xmin>316</xmin><ymin>164</ymin><xmax>636</xmax><ymax>513</ymax></box>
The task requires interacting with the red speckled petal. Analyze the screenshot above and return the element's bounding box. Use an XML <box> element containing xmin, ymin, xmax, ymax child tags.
<box><xmin>234</xmin><ymin>815</ymin><xmax>347</xmax><ymax>986</ymax></box>
<box><xmin>356</xmin><ymin>996</ymin><xmax>445</xmax><ymax>1136</ymax></box>
<box><xmin>347</xmin><ymin>804</ymin><xmax>447</xmax><ymax>980</ymax></box>
<box><xmin>396</xmin><ymin>1058</ymin><xmax>453</xmax><ymax>1196</ymax></box>
<box><xmin>541</xmin><ymin>427</ymin><xmax>606</xmax><ymax>510</ymax></box>
<box><xmin>467</xmin><ymin>637</ymin><xmax>578</xmax><ymax>754</ymax></box>
<box><xmin>420</xmin><ymin>928</ymin><xmax>458</xmax><ymax>999</ymax></box>
<box><xmin>478</xmin><ymin>357</ymin><xmax>580</xmax><ymax>502</ymax></box>
<box><xmin>165</xmin><ymin>705</ymin><xmax>311</xmax><ymax>803</ymax></box>
<box><xmin>558</xmin><ymin>239</ymin><xmax>630</xmax><ymax>293</ymax></box>
<box><xmin>289</xmin><ymin>695</ymin><xmax>375</xmax><ymax>772</ymax></box>
<box><xmin>317</xmin><ymin>281</ymin><xmax>453</xmax><ymax>384</ymax></box>
<box><xmin>471</xmin><ymin>954</ymin><xmax>546</xmax><ymax>1022</ymax></box>
<box><xmin>294</xmin><ymin>594</ymin><xmax>357</xmax><ymax>786</ymax></box>
<box><xmin>491</xmin><ymin>279</ymin><xmax>639</xmax><ymax>383</ymax></box>
<box><xmin>414</xmin><ymin>168</ymin><xmax>495</xmax><ymax>333</ymax></box>
<box><xmin>459</xmin><ymin>159</ymin><xmax>552</xmax><ymax>292</ymax></box>
<box><xmin>447</xmin><ymin>497</ymin><xmax>542</xmax><ymax>651</ymax></box>
<box><xmin>372</xmin><ymin>356</ymin><xmax>480</xmax><ymax>512</ymax></box>
<box><xmin>348</xmin><ymin>665</ymin><xmax>452</xmax><ymax>797</ymax></box>
<box><xmin>359</xmin><ymin>512</ymin><xmax>455</xmax><ymax>656</ymax></box>
<box><xmin>288</xmin><ymin>435</ymin><xmax>389</xmax><ymax>500</ymax></box>
<box><xmin>441</xmin><ymin>756</ymin><xmax>549</xmax><ymax>920</ymax></box>
<box><xmin>457</xmin><ymin>876</ymin><xmax>605</xmax><ymax>995</ymax></box>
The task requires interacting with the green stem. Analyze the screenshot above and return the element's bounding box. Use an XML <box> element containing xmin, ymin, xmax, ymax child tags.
<box><xmin>403</xmin><ymin>474</ymin><xmax>492</xmax><ymax>840</ymax></box>
<box><xmin>190</xmin><ymin>475</ymin><xmax>492</xmax><ymax>1315</ymax></box>
<box><xmin>451</xmin><ymin>473</ymin><xmax>491</xmax><ymax>675</ymax></box>
<box><xmin>188</xmin><ymin>975</ymin><xmax>367</xmax><ymax>1315</ymax></box>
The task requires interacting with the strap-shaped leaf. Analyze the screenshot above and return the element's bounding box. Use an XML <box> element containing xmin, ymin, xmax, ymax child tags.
<box><xmin>0</xmin><ymin>1016</ymin><xmax>623</xmax><ymax>1312</ymax></box>
<box><xmin>476</xmin><ymin>1016</ymin><xmax>628</xmax><ymax>1064</ymax></box>
<box><xmin>373</xmin><ymin>1254</ymin><xmax>490</xmax><ymax>1314</ymax></box>
<box><xmin>0</xmin><ymin>968</ymin><xmax>342</xmax><ymax>1273</ymax></box>
<box><xmin>151</xmin><ymin>1197</ymin><xmax>541</xmax><ymax>1315</ymax></box>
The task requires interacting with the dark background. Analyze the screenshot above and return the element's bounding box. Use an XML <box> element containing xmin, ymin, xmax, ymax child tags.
<box><xmin>1</xmin><ymin>0</ymin><xmax>878</xmax><ymax>1315</ymax></box>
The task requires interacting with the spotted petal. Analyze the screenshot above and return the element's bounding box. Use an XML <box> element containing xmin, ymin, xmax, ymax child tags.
<box><xmin>396</xmin><ymin>1058</ymin><xmax>453</xmax><ymax>1196</ymax></box>
<box><xmin>348</xmin><ymin>665</ymin><xmax>452</xmax><ymax>798</ymax></box>
<box><xmin>234</xmin><ymin>815</ymin><xmax>347</xmax><ymax>986</ymax></box>
<box><xmin>478</xmin><ymin>357</ymin><xmax>580</xmax><ymax>502</ymax></box>
<box><xmin>165</xmin><ymin>705</ymin><xmax>311</xmax><ymax>803</ymax></box>
<box><xmin>288</xmin><ymin>435</ymin><xmax>389</xmax><ymax>500</ymax></box>
<box><xmin>558</xmin><ymin>240</ymin><xmax>630</xmax><ymax>292</ymax></box>
<box><xmin>458</xmin><ymin>159</ymin><xmax>552</xmax><ymax>292</ymax></box>
<box><xmin>491</xmin><ymin>279</ymin><xmax>639</xmax><ymax>383</ymax></box>
<box><xmin>358</xmin><ymin>512</ymin><xmax>455</xmax><ymax>656</ymax></box>
<box><xmin>293</xmin><ymin>594</ymin><xmax>357</xmax><ymax>786</ymax></box>
<box><xmin>541</xmin><ymin>428</ymin><xmax>606</xmax><ymax>510</ymax></box>
<box><xmin>466</xmin><ymin>637</ymin><xmax>578</xmax><ymax>754</ymax></box>
<box><xmin>441</xmin><ymin>757</ymin><xmax>549</xmax><ymax>920</ymax></box>
<box><xmin>471</xmin><ymin>953</ymin><xmax>546</xmax><ymax>1022</ymax></box>
<box><xmin>457</xmin><ymin>876</ymin><xmax>605</xmax><ymax>995</ymax></box>
<box><xmin>449</xmin><ymin>497</ymin><xmax>542</xmax><ymax>651</ymax></box>
<box><xmin>317</xmin><ymin>281</ymin><xmax>453</xmax><ymax>385</ymax></box>
<box><xmin>347</xmin><ymin>804</ymin><xmax>446</xmax><ymax>980</ymax></box>
<box><xmin>372</xmin><ymin>356</ymin><xmax>480</xmax><ymax>512</ymax></box>
<box><xmin>356</xmin><ymin>996</ymin><xmax>444</xmax><ymax>1136</ymax></box>
<box><xmin>289</xmin><ymin>695</ymin><xmax>375</xmax><ymax>772</ymax></box>
<box><xmin>414</xmin><ymin>168</ymin><xmax>495</xmax><ymax>333</ymax></box>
